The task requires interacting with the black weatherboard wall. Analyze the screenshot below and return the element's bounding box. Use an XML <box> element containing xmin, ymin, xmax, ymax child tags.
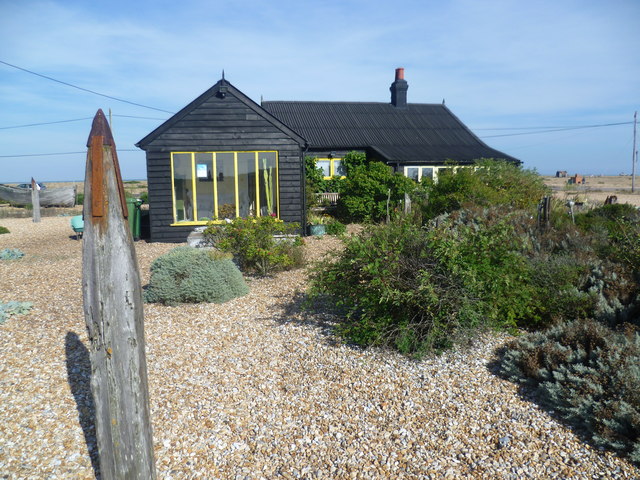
<box><xmin>137</xmin><ymin>78</ymin><xmax>306</xmax><ymax>243</ymax></box>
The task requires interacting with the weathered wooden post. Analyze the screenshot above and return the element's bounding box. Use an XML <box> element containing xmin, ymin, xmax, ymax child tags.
<box><xmin>31</xmin><ymin>177</ymin><xmax>41</xmax><ymax>223</ymax></box>
<box><xmin>82</xmin><ymin>109</ymin><xmax>156</xmax><ymax>479</ymax></box>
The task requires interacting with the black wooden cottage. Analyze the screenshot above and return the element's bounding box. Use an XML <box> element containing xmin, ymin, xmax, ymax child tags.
<box><xmin>137</xmin><ymin>68</ymin><xmax>519</xmax><ymax>242</ymax></box>
<box><xmin>137</xmin><ymin>77</ymin><xmax>306</xmax><ymax>243</ymax></box>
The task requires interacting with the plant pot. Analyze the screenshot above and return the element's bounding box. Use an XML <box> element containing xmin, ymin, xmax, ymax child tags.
<box><xmin>308</xmin><ymin>224</ymin><xmax>326</xmax><ymax>236</ymax></box>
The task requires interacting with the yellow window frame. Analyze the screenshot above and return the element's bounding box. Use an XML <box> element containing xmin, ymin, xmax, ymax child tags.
<box><xmin>317</xmin><ymin>157</ymin><xmax>346</xmax><ymax>180</ymax></box>
<box><xmin>170</xmin><ymin>151</ymin><xmax>279</xmax><ymax>226</ymax></box>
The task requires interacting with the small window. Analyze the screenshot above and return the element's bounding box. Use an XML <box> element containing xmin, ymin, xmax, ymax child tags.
<box><xmin>405</xmin><ymin>167</ymin><xmax>419</xmax><ymax>181</ymax></box>
<box><xmin>317</xmin><ymin>160</ymin><xmax>331</xmax><ymax>177</ymax></box>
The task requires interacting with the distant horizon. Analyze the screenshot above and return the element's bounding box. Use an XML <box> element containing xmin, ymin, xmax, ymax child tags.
<box><xmin>2</xmin><ymin>173</ymin><xmax>638</xmax><ymax>185</ymax></box>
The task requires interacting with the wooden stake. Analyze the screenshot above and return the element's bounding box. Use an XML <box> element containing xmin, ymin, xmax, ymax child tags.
<box><xmin>82</xmin><ymin>109</ymin><xmax>156</xmax><ymax>479</ymax></box>
<box><xmin>31</xmin><ymin>177</ymin><xmax>41</xmax><ymax>223</ymax></box>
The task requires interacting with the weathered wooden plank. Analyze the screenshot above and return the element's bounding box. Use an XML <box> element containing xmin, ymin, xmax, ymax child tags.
<box><xmin>31</xmin><ymin>177</ymin><xmax>41</xmax><ymax>223</ymax></box>
<box><xmin>82</xmin><ymin>109</ymin><xmax>156</xmax><ymax>479</ymax></box>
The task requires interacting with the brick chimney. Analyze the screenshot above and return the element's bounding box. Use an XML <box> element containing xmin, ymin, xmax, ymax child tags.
<box><xmin>390</xmin><ymin>67</ymin><xmax>408</xmax><ymax>108</ymax></box>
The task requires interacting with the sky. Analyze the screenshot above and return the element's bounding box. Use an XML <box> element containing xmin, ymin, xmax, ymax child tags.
<box><xmin>1</xmin><ymin>0</ymin><xmax>639</xmax><ymax>182</ymax></box>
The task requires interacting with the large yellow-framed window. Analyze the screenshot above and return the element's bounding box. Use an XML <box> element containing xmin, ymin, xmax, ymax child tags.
<box><xmin>170</xmin><ymin>151</ymin><xmax>279</xmax><ymax>226</ymax></box>
<box><xmin>316</xmin><ymin>157</ymin><xmax>346</xmax><ymax>179</ymax></box>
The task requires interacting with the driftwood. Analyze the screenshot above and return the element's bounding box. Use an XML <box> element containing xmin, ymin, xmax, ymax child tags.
<box><xmin>82</xmin><ymin>109</ymin><xmax>156</xmax><ymax>479</ymax></box>
<box><xmin>31</xmin><ymin>178</ymin><xmax>41</xmax><ymax>223</ymax></box>
<box><xmin>0</xmin><ymin>184</ymin><xmax>76</xmax><ymax>207</ymax></box>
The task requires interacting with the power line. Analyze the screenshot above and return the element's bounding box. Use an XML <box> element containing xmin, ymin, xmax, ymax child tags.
<box><xmin>479</xmin><ymin>121</ymin><xmax>632</xmax><ymax>138</ymax></box>
<box><xmin>0</xmin><ymin>114</ymin><xmax>168</xmax><ymax>130</ymax></box>
<box><xmin>0</xmin><ymin>59</ymin><xmax>175</xmax><ymax>114</ymax></box>
<box><xmin>0</xmin><ymin>117</ymin><xmax>93</xmax><ymax>130</ymax></box>
<box><xmin>0</xmin><ymin>149</ymin><xmax>139</xmax><ymax>158</ymax></box>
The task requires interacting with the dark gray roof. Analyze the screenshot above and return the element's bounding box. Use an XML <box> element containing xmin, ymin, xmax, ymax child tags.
<box><xmin>262</xmin><ymin>101</ymin><xmax>519</xmax><ymax>164</ymax></box>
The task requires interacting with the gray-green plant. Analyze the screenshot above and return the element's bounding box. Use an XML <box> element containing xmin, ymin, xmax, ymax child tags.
<box><xmin>499</xmin><ymin>318</ymin><xmax>640</xmax><ymax>464</ymax></box>
<box><xmin>144</xmin><ymin>246</ymin><xmax>249</xmax><ymax>305</ymax></box>
<box><xmin>0</xmin><ymin>248</ymin><xmax>24</xmax><ymax>260</ymax></box>
<box><xmin>0</xmin><ymin>301</ymin><xmax>33</xmax><ymax>324</ymax></box>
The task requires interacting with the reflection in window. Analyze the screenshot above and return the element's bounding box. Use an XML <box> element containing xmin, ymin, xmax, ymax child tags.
<box><xmin>406</xmin><ymin>167</ymin><xmax>419</xmax><ymax>181</ymax></box>
<box><xmin>317</xmin><ymin>160</ymin><xmax>331</xmax><ymax>177</ymax></box>
<box><xmin>259</xmin><ymin>152</ymin><xmax>277</xmax><ymax>216</ymax></box>
<box><xmin>195</xmin><ymin>153</ymin><xmax>214</xmax><ymax>220</ymax></box>
<box><xmin>172</xmin><ymin>153</ymin><xmax>194</xmax><ymax>222</ymax></box>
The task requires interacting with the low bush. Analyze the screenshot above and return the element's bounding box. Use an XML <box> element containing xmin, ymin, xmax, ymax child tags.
<box><xmin>0</xmin><ymin>301</ymin><xmax>32</xmax><ymax>324</ymax></box>
<box><xmin>144</xmin><ymin>246</ymin><xmax>249</xmax><ymax>305</ymax></box>
<box><xmin>325</xmin><ymin>218</ymin><xmax>347</xmax><ymax>236</ymax></box>
<box><xmin>308</xmin><ymin>217</ymin><xmax>478</xmax><ymax>356</ymax></box>
<box><xmin>0</xmin><ymin>248</ymin><xmax>24</xmax><ymax>260</ymax></box>
<box><xmin>75</xmin><ymin>193</ymin><xmax>84</xmax><ymax>205</ymax></box>
<box><xmin>0</xmin><ymin>226</ymin><xmax>9</xmax><ymax>234</ymax></box>
<box><xmin>203</xmin><ymin>216</ymin><xmax>304</xmax><ymax>276</ymax></box>
<box><xmin>499</xmin><ymin>318</ymin><xmax>640</xmax><ymax>464</ymax></box>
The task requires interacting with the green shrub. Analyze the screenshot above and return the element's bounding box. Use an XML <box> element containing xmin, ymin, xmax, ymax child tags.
<box><xmin>575</xmin><ymin>204</ymin><xmax>640</xmax><ymax>273</ymax></box>
<box><xmin>308</xmin><ymin>217</ymin><xmax>479</xmax><ymax>356</ymax></box>
<box><xmin>144</xmin><ymin>246</ymin><xmax>249</xmax><ymax>305</ymax></box>
<box><xmin>421</xmin><ymin>159</ymin><xmax>549</xmax><ymax>220</ymax></box>
<box><xmin>325</xmin><ymin>218</ymin><xmax>347</xmax><ymax>236</ymax></box>
<box><xmin>0</xmin><ymin>226</ymin><xmax>9</xmax><ymax>234</ymax></box>
<box><xmin>75</xmin><ymin>193</ymin><xmax>84</xmax><ymax>205</ymax></box>
<box><xmin>203</xmin><ymin>216</ymin><xmax>304</xmax><ymax>276</ymax></box>
<box><xmin>499</xmin><ymin>318</ymin><xmax>640</xmax><ymax>464</ymax></box>
<box><xmin>0</xmin><ymin>301</ymin><xmax>32</xmax><ymax>324</ymax></box>
<box><xmin>0</xmin><ymin>248</ymin><xmax>24</xmax><ymax>260</ymax></box>
<box><xmin>337</xmin><ymin>161</ymin><xmax>415</xmax><ymax>223</ymax></box>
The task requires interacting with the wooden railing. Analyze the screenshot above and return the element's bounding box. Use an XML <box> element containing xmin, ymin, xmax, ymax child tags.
<box><xmin>317</xmin><ymin>192</ymin><xmax>340</xmax><ymax>205</ymax></box>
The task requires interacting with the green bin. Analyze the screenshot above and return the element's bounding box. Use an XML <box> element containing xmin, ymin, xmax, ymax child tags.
<box><xmin>126</xmin><ymin>198</ymin><xmax>143</xmax><ymax>240</ymax></box>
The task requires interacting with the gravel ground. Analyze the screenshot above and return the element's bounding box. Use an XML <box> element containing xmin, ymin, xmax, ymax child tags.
<box><xmin>0</xmin><ymin>217</ymin><xmax>638</xmax><ymax>480</ymax></box>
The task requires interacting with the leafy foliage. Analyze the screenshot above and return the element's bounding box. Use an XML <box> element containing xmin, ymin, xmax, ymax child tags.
<box><xmin>325</xmin><ymin>218</ymin><xmax>347</xmax><ymax>236</ymax></box>
<box><xmin>340</xmin><ymin>150</ymin><xmax>367</xmax><ymax>175</ymax></box>
<box><xmin>0</xmin><ymin>301</ymin><xmax>33</xmax><ymax>324</ymax></box>
<box><xmin>308</xmin><ymin>217</ymin><xmax>479</xmax><ymax>356</ymax></box>
<box><xmin>499</xmin><ymin>318</ymin><xmax>640</xmax><ymax>464</ymax></box>
<box><xmin>203</xmin><ymin>216</ymin><xmax>304</xmax><ymax>276</ymax></box>
<box><xmin>421</xmin><ymin>159</ymin><xmax>549</xmax><ymax>219</ymax></box>
<box><xmin>144</xmin><ymin>246</ymin><xmax>249</xmax><ymax>305</ymax></box>
<box><xmin>0</xmin><ymin>248</ymin><xmax>24</xmax><ymax>260</ymax></box>
<box><xmin>337</xmin><ymin>160</ymin><xmax>415</xmax><ymax>223</ymax></box>
<box><xmin>0</xmin><ymin>226</ymin><xmax>9</xmax><ymax>234</ymax></box>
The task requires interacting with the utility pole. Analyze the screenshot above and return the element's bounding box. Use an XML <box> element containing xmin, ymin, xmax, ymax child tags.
<box><xmin>633</xmin><ymin>111</ymin><xmax>637</xmax><ymax>193</ymax></box>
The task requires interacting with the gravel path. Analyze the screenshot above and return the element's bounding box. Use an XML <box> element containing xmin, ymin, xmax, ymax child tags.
<box><xmin>0</xmin><ymin>217</ymin><xmax>638</xmax><ymax>479</ymax></box>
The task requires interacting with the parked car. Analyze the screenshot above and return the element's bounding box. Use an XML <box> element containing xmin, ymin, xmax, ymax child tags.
<box><xmin>16</xmin><ymin>182</ymin><xmax>46</xmax><ymax>190</ymax></box>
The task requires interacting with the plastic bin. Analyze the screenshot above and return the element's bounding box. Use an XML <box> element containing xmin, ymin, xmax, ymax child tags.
<box><xmin>126</xmin><ymin>198</ymin><xmax>143</xmax><ymax>240</ymax></box>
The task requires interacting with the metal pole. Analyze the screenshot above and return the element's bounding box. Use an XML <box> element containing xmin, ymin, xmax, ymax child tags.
<box><xmin>632</xmin><ymin>111</ymin><xmax>637</xmax><ymax>193</ymax></box>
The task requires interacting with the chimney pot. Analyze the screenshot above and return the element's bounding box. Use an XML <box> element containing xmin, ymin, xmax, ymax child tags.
<box><xmin>390</xmin><ymin>68</ymin><xmax>408</xmax><ymax>108</ymax></box>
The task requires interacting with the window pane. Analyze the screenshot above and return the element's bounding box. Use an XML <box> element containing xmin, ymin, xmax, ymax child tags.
<box><xmin>173</xmin><ymin>153</ymin><xmax>193</xmax><ymax>222</ymax></box>
<box><xmin>195</xmin><ymin>153</ymin><xmax>214</xmax><ymax>220</ymax></box>
<box><xmin>237</xmin><ymin>152</ymin><xmax>257</xmax><ymax>217</ymax></box>
<box><xmin>317</xmin><ymin>160</ymin><xmax>331</xmax><ymax>177</ymax></box>
<box><xmin>406</xmin><ymin>167</ymin><xmax>419</xmax><ymax>181</ymax></box>
<box><xmin>421</xmin><ymin>167</ymin><xmax>434</xmax><ymax>180</ymax></box>
<box><xmin>259</xmin><ymin>152</ymin><xmax>277</xmax><ymax>216</ymax></box>
<box><xmin>216</xmin><ymin>153</ymin><xmax>236</xmax><ymax>219</ymax></box>
<box><xmin>334</xmin><ymin>159</ymin><xmax>346</xmax><ymax>177</ymax></box>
